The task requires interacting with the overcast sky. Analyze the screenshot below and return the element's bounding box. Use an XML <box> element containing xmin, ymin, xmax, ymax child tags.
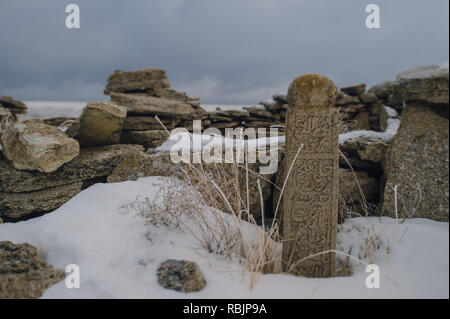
<box><xmin>0</xmin><ymin>0</ymin><xmax>448</xmax><ymax>104</ymax></box>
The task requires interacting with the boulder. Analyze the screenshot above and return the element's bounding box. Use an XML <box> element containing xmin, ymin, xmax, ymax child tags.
<box><xmin>0</xmin><ymin>241</ymin><xmax>65</xmax><ymax>299</ymax></box>
<box><xmin>0</xmin><ymin>119</ymin><xmax>80</xmax><ymax>173</ymax></box>
<box><xmin>104</xmin><ymin>68</ymin><xmax>170</xmax><ymax>95</ymax></box>
<box><xmin>110</xmin><ymin>93</ymin><xmax>195</xmax><ymax>119</ymax></box>
<box><xmin>340</xmin><ymin>136</ymin><xmax>388</xmax><ymax>170</ymax></box>
<box><xmin>382</xmin><ymin>104</ymin><xmax>449</xmax><ymax>221</ymax></box>
<box><xmin>340</xmin><ymin>84</ymin><xmax>366</xmax><ymax>96</ymax></box>
<box><xmin>389</xmin><ymin>66</ymin><xmax>449</xmax><ymax>117</ymax></box>
<box><xmin>120</xmin><ymin>130</ymin><xmax>168</xmax><ymax>149</ymax></box>
<box><xmin>75</xmin><ymin>101</ymin><xmax>127</xmax><ymax>147</ymax></box>
<box><xmin>157</xmin><ymin>259</ymin><xmax>206</xmax><ymax>293</ymax></box>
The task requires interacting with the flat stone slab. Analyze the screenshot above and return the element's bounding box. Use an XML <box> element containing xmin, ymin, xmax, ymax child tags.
<box><xmin>110</xmin><ymin>93</ymin><xmax>195</xmax><ymax>119</ymax></box>
<box><xmin>104</xmin><ymin>68</ymin><xmax>170</xmax><ymax>94</ymax></box>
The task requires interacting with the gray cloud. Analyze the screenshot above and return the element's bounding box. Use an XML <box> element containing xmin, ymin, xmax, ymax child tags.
<box><xmin>0</xmin><ymin>0</ymin><xmax>448</xmax><ymax>104</ymax></box>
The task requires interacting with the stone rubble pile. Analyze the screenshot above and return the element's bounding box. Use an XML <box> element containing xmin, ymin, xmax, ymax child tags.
<box><xmin>0</xmin><ymin>64</ymin><xmax>448</xmax><ymax>223</ymax></box>
<box><xmin>104</xmin><ymin>68</ymin><xmax>203</xmax><ymax>149</ymax></box>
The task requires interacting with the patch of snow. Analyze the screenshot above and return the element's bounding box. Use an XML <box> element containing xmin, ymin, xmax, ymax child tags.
<box><xmin>384</xmin><ymin>106</ymin><xmax>398</xmax><ymax>118</ymax></box>
<box><xmin>0</xmin><ymin>176</ymin><xmax>448</xmax><ymax>298</ymax></box>
<box><xmin>339</xmin><ymin>109</ymin><xmax>400</xmax><ymax>144</ymax></box>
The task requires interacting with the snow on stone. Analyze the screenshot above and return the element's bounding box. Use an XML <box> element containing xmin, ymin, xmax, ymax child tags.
<box><xmin>0</xmin><ymin>176</ymin><xmax>448</xmax><ymax>298</ymax></box>
<box><xmin>339</xmin><ymin>108</ymin><xmax>400</xmax><ymax>144</ymax></box>
<box><xmin>384</xmin><ymin>106</ymin><xmax>398</xmax><ymax>118</ymax></box>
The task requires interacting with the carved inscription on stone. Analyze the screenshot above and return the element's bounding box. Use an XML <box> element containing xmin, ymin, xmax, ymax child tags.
<box><xmin>282</xmin><ymin>74</ymin><xmax>339</xmax><ymax>277</ymax></box>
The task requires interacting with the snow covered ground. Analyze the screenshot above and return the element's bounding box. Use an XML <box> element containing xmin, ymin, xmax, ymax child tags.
<box><xmin>0</xmin><ymin>177</ymin><xmax>448</xmax><ymax>299</ymax></box>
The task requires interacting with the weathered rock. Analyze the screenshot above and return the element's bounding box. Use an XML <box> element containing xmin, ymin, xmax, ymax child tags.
<box><xmin>0</xmin><ymin>96</ymin><xmax>27</xmax><ymax>115</ymax></box>
<box><xmin>120</xmin><ymin>130</ymin><xmax>168</xmax><ymax>149</ymax></box>
<box><xmin>351</xmin><ymin>111</ymin><xmax>371</xmax><ymax>131</ymax></box>
<box><xmin>0</xmin><ymin>241</ymin><xmax>65</xmax><ymax>299</ymax></box>
<box><xmin>110</xmin><ymin>93</ymin><xmax>195</xmax><ymax>119</ymax></box>
<box><xmin>104</xmin><ymin>68</ymin><xmax>170</xmax><ymax>94</ymax></box>
<box><xmin>1</xmin><ymin>119</ymin><xmax>80</xmax><ymax>173</ymax></box>
<box><xmin>157</xmin><ymin>259</ymin><xmax>206</xmax><ymax>293</ymax></box>
<box><xmin>340</xmin><ymin>84</ymin><xmax>366</xmax><ymax>96</ymax></box>
<box><xmin>75</xmin><ymin>102</ymin><xmax>127</xmax><ymax>147</ymax></box>
<box><xmin>389</xmin><ymin>66</ymin><xmax>449</xmax><ymax>117</ymax></box>
<box><xmin>340</xmin><ymin>136</ymin><xmax>388</xmax><ymax>169</ymax></box>
<box><xmin>283</xmin><ymin>74</ymin><xmax>339</xmax><ymax>278</ymax></box>
<box><xmin>0</xmin><ymin>182</ymin><xmax>83</xmax><ymax>222</ymax></box>
<box><xmin>382</xmin><ymin>104</ymin><xmax>449</xmax><ymax>221</ymax></box>
<box><xmin>123</xmin><ymin>116</ymin><xmax>180</xmax><ymax>131</ymax></box>
<box><xmin>0</xmin><ymin>144</ymin><xmax>147</xmax><ymax>193</ymax></box>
